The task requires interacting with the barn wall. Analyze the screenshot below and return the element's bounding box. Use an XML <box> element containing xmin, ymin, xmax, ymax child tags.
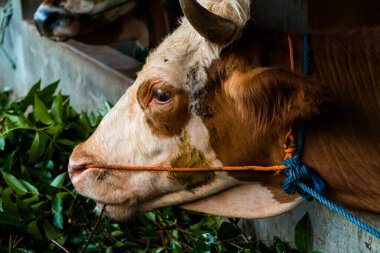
<box><xmin>244</xmin><ymin>201</ymin><xmax>379</xmax><ymax>252</ymax></box>
<box><xmin>0</xmin><ymin>0</ymin><xmax>132</xmax><ymax>111</ymax></box>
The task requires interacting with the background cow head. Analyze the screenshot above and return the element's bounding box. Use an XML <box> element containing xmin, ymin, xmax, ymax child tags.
<box><xmin>34</xmin><ymin>0</ymin><xmax>149</xmax><ymax>45</ymax></box>
<box><xmin>68</xmin><ymin>0</ymin><xmax>325</xmax><ymax>220</ymax></box>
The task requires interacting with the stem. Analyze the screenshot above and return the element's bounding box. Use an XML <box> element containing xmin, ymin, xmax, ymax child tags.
<box><xmin>160</xmin><ymin>230</ymin><xmax>169</xmax><ymax>253</ymax></box>
<box><xmin>228</xmin><ymin>218</ymin><xmax>253</xmax><ymax>248</ymax></box>
<box><xmin>167</xmin><ymin>232</ymin><xmax>193</xmax><ymax>250</ymax></box>
<box><xmin>51</xmin><ymin>239</ymin><xmax>70</xmax><ymax>253</ymax></box>
<box><xmin>81</xmin><ymin>205</ymin><xmax>106</xmax><ymax>253</ymax></box>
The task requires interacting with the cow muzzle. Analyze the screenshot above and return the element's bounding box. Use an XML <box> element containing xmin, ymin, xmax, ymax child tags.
<box><xmin>34</xmin><ymin>7</ymin><xmax>71</xmax><ymax>39</ymax></box>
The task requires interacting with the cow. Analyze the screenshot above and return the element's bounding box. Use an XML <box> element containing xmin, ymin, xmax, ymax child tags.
<box><xmin>68</xmin><ymin>0</ymin><xmax>380</xmax><ymax>221</ymax></box>
<box><xmin>33</xmin><ymin>0</ymin><xmax>181</xmax><ymax>48</ymax></box>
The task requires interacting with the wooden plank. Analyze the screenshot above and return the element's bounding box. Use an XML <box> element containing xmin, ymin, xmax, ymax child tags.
<box><xmin>252</xmin><ymin>0</ymin><xmax>307</xmax><ymax>32</ymax></box>
<box><xmin>253</xmin><ymin>0</ymin><xmax>380</xmax><ymax>32</ymax></box>
<box><xmin>308</xmin><ymin>0</ymin><xmax>380</xmax><ymax>32</ymax></box>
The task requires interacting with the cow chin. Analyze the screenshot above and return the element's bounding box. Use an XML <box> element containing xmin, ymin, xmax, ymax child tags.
<box><xmin>71</xmin><ymin>167</ymin><xmax>239</xmax><ymax>220</ymax></box>
<box><xmin>94</xmin><ymin>201</ymin><xmax>140</xmax><ymax>221</ymax></box>
<box><xmin>70</xmin><ymin>168</ymin><xmax>180</xmax><ymax>220</ymax></box>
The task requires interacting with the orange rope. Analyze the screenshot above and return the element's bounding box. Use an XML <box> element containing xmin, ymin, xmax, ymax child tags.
<box><xmin>287</xmin><ymin>33</ymin><xmax>295</xmax><ymax>72</ymax></box>
<box><xmin>84</xmin><ymin>130</ymin><xmax>298</xmax><ymax>176</ymax></box>
<box><xmin>85</xmin><ymin>164</ymin><xmax>286</xmax><ymax>172</ymax></box>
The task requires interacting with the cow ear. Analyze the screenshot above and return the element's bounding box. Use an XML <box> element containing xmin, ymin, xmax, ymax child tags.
<box><xmin>225</xmin><ymin>67</ymin><xmax>328</xmax><ymax>129</ymax></box>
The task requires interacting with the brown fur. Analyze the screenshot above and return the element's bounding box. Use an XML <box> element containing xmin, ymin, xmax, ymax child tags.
<box><xmin>137</xmin><ymin>80</ymin><xmax>191</xmax><ymax>137</ymax></box>
<box><xmin>168</xmin><ymin>132</ymin><xmax>215</xmax><ymax>191</ymax></box>
<box><xmin>194</xmin><ymin>25</ymin><xmax>380</xmax><ymax>212</ymax></box>
<box><xmin>197</xmin><ymin>66</ymin><xmax>325</xmax><ymax>204</ymax></box>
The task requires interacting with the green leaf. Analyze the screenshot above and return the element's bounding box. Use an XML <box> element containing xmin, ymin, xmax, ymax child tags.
<box><xmin>18</xmin><ymin>80</ymin><xmax>41</xmax><ymax>110</ymax></box>
<box><xmin>38</xmin><ymin>80</ymin><xmax>59</xmax><ymax>104</ymax></box>
<box><xmin>44</xmin><ymin>221</ymin><xmax>58</xmax><ymax>240</ymax></box>
<box><xmin>294</xmin><ymin>213</ymin><xmax>311</xmax><ymax>253</ymax></box>
<box><xmin>1</xmin><ymin>171</ymin><xmax>28</xmax><ymax>195</ymax></box>
<box><xmin>193</xmin><ymin>233</ymin><xmax>215</xmax><ymax>253</ymax></box>
<box><xmin>98</xmin><ymin>101</ymin><xmax>112</xmax><ymax>117</ymax></box>
<box><xmin>111</xmin><ymin>231</ymin><xmax>124</xmax><ymax>237</ymax></box>
<box><xmin>52</xmin><ymin>192</ymin><xmax>68</xmax><ymax>229</ymax></box>
<box><xmin>79</xmin><ymin>114</ymin><xmax>92</xmax><ymax>135</ymax></box>
<box><xmin>88</xmin><ymin>111</ymin><xmax>102</xmax><ymax>128</ymax></box>
<box><xmin>23</xmin><ymin>194</ymin><xmax>40</xmax><ymax>204</ymax></box>
<box><xmin>28</xmin><ymin>220</ymin><xmax>44</xmax><ymax>240</ymax></box>
<box><xmin>28</xmin><ymin>132</ymin><xmax>48</xmax><ymax>163</ymax></box>
<box><xmin>155</xmin><ymin>247</ymin><xmax>164</xmax><ymax>253</ymax></box>
<box><xmin>145</xmin><ymin>211</ymin><xmax>156</xmax><ymax>222</ymax></box>
<box><xmin>0</xmin><ymin>213</ymin><xmax>24</xmax><ymax>228</ymax></box>
<box><xmin>51</xmin><ymin>91</ymin><xmax>63</xmax><ymax>123</ymax></box>
<box><xmin>46</xmin><ymin>123</ymin><xmax>63</xmax><ymax>139</ymax></box>
<box><xmin>50</xmin><ymin>172</ymin><xmax>67</xmax><ymax>188</ymax></box>
<box><xmin>0</xmin><ymin>133</ymin><xmax>5</xmax><ymax>150</ymax></box>
<box><xmin>274</xmin><ymin>237</ymin><xmax>288</xmax><ymax>253</ymax></box>
<box><xmin>5</xmin><ymin>113</ymin><xmax>30</xmax><ymax>128</ymax></box>
<box><xmin>31</xmin><ymin>201</ymin><xmax>46</xmax><ymax>212</ymax></box>
<box><xmin>34</xmin><ymin>94</ymin><xmax>54</xmax><ymax>125</ymax></box>
<box><xmin>57</xmin><ymin>138</ymin><xmax>77</xmax><ymax>147</ymax></box>
<box><xmin>16</xmin><ymin>196</ymin><xmax>33</xmax><ymax>216</ymax></box>
<box><xmin>1</xmin><ymin>187</ymin><xmax>18</xmax><ymax>215</ymax></box>
<box><xmin>4</xmin><ymin>152</ymin><xmax>14</xmax><ymax>171</ymax></box>
<box><xmin>21</xmin><ymin>179</ymin><xmax>39</xmax><ymax>194</ymax></box>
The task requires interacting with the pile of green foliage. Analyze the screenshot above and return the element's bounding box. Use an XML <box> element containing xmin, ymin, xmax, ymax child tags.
<box><xmin>0</xmin><ymin>81</ymin><xmax>320</xmax><ymax>252</ymax></box>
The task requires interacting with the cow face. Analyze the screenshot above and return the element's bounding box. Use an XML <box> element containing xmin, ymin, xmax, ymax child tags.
<box><xmin>34</xmin><ymin>0</ymin><xmax>136</xmax><ymax>42</ymax></box>
<box><xmin>68</xmin><ymin>0</ymin><xmax>324</xmax><ymax>220</ymax></box>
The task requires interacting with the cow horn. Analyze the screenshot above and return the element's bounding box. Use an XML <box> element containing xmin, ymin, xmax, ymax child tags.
<box><xmin>179</xmin><ymin>0</ymin><xmax>237</xmax><ymax>45</ymax></box>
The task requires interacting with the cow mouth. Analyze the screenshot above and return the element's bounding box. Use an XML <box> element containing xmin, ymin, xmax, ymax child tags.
<box><xmin>93</xmin><ymin>200</ymin><xmax>141</xmax><ymax>221</ymax></box>
<box><xmin>50</xmin><ymin>35</ymin><xmax>70</xmax><ymax>41</ymax></box>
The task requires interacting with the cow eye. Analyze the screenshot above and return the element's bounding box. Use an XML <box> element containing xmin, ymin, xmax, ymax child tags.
<box><xmin>153</xmin><ymin>89</ymin><xmax>172</xmax><ymax>103</ymax></box>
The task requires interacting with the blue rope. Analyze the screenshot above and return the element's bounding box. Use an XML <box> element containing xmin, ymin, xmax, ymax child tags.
<box><xmin>282</xmin><ymin>34</ymin><xmax>380</xmax><ymax>239</ymax></box>
<box><xmin>302</xmin><ymin>34</ymin><xmax>311</xmax><ymax>76</ymax></box>
<box><xmin>282</xmin><ymin>129</ymin><xmax>380</xmax><ymax>239</ymax></box>
<box><xmin>298</xmin><ymin>183</ymin><xmax>380</xmax><ymax>239</ymax></box>
<box><xmin>282</xmin><ymin>129</ymin><xmax>326</xmax><ymax>201</ymax></box>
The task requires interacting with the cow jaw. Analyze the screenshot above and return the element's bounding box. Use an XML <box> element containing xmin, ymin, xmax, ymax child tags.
<box><xmin>181</xmin><ymin>184</ymin><xmax>303</xmax><ymax>219</ymax></box>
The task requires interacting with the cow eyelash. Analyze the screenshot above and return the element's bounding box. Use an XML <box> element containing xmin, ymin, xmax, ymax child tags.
<box><xmin>153</xmin><ymin>89</ymin><xmax>172</xmax><ymax>104</ymax></box>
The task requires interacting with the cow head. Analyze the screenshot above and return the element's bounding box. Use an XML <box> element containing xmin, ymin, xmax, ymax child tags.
<box><xmin>34</xmin><ymin>0</ymin><xmax>148</xmax><ymax>45</ymax></box>
<box><xmin>69</xmin><ymin>0</ymin><xmax>325</xmax><ymax>220</ymax></box>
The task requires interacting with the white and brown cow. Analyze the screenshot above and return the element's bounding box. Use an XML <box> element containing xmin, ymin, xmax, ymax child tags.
<box><xmin>68</xmin><ymin>0</ymin><xmax>380</xmax><ymax>220</ymax></box>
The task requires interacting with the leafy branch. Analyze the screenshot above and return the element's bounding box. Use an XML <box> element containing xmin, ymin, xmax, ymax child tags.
<box><xmin>0</xmin><ymin>81</ymin><xmax>322</xmax><ymax>253</ymax></box>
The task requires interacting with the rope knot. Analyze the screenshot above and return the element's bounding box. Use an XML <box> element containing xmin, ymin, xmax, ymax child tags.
<box><xmin>283</xmin><ymin>157</ymin><xmax>326</xmax><ymax>201</ymax></box>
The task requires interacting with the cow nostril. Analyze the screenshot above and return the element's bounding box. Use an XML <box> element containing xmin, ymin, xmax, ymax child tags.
<box><xmin>34</xmin><ymin>8</ymin><xmax>65</xmax><ymax>36</ymax></box>
<box><xmin>68</xmin><ymin>160</ymin><xmax>88</xmax><ymax>181</ymax></box>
